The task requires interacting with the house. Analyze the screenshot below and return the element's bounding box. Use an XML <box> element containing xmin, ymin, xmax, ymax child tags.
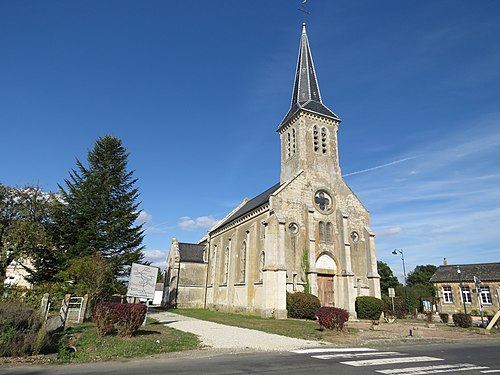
<box><xmin>162</xmin><ymin>22</ymin><xmax>381</xmax><ymax>318</ymax></box>
<box><xmin>430</xmin><ymin>261</ymin><xmax>500</xmax><ymax>315</ymax></box>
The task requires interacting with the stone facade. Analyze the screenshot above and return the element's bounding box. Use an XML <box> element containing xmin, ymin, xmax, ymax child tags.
<box><xmin>162</xmin><ymin>23</ymin><xmax>381</xmax><ymax>318</ymax></box>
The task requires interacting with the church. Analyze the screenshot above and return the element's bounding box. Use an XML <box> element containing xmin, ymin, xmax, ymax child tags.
<box><xmin>162</xmin><ymin>22</ymin><xmax>381</xmax><ymax>319</ymax></box>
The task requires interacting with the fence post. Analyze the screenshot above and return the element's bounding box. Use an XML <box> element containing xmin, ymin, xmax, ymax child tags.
<box><xmin>80</xmin><ymin>294</ymin><xmax>89</xmax><ymax>323</ymax></box>
<box><xmin>40</xmin><ymin>293</ymin><xmax>50</xmax><ymax>322</ymax></box>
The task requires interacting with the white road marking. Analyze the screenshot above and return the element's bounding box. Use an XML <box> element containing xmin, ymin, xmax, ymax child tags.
<box><xmin>312</xmin><ymin>351</ymin><xmax>403</xmax><ymax>360</ymax></box>
<box><xmin>377</xmin><ymin>363</ymin><xmax>489</xmax><ymax>374</ymax></box>
<box><xmin>291</xmin><ymin>347</ymin><xmax>377</xmax><ymax>354</ymax></box>
<box><xmin>341</xmin><ymin>356</ymin><xmax>443</xmax><ymax>367</ymax></box>
<box><xmin>481</xmin><ymin>371</ymin><xmax>500</xmax><ymax>373</ymax></box>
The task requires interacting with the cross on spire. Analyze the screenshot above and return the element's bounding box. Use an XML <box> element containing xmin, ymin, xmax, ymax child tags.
<box><xmin>298</xmin><ymin>0</ymin><xmax>310</xmax><ymax>23</ymax></box>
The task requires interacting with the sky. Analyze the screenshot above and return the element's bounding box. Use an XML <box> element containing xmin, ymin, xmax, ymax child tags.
<box><xmin>1</xmin><ymin>0</ymin><xmax>499</xmax><ymax>281</ymax></box>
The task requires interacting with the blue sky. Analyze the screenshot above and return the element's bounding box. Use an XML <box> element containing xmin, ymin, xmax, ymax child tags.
<box><xmin>1</xmin><ymin>1</ymin><xmax>499</xmax><ymax>280</ymax></box>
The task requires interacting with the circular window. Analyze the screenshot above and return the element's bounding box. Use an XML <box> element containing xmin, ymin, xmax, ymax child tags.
<box><xmin>289</xmin><ymin>222</ymin><xmax>299</xmax><ymax>234</ymax></box>
<box><xmin>314</xmin><ymin>190</ymin><xmax>333</xmax><ymax>213</ymax></box>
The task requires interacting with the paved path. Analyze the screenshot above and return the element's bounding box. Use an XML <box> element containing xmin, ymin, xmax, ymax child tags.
<box><xmin>148</xmin><ymin>310</ymin><xmax>324</xmax><ymax>352</ymax></box>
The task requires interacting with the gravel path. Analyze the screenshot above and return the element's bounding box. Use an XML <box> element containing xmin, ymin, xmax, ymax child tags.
<box><xmin>149</xmin><ymin>310</ymin><xmax>324</xmax><ymax>352</ymax></box>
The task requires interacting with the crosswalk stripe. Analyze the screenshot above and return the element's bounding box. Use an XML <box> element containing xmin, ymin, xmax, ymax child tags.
<box><xmin>377</xmin><ymin>363</ymin><xmax>489</xmax><ymax>374</ymax></box>
<box><xmin>291</xmin><ymin>347</ymin><xmax>376</xmax><ymax>354</ymax></box>
<box><xmin>340</xmin><ymin>356</ymin><xmax>443</xmax><ymax>367</ymax></box>
<box><xmin>312</xmin><ymin>351</ymin><xmax>403</xmax><ymax>360</ymax></box>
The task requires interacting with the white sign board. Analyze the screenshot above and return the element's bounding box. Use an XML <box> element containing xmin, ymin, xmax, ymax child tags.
<box><xmin>127</xmin><ymin>263</ymin><xmax>158</xmax><ymax>300</ymax></box>
<box><xmin>388</xmin><ymin>288</ymin><xmax>395</xmax><ymax>298</ymax></box>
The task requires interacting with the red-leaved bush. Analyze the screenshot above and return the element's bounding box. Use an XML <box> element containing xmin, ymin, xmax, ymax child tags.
<box><xmin>315</xmin><ymin>306</ymin><xmax>349</xmax><ymax>331</ymax></box>
<box><xmin>94</xmin><ymin>302</ymin><xmax>147</xmax><ymax>337</ymax></box>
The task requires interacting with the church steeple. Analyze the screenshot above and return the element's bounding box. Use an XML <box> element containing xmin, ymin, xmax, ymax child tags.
<box><xmin>279</xmin><ymin>23</ymin><xmax>340</xmax><ymax>130</ymax></box>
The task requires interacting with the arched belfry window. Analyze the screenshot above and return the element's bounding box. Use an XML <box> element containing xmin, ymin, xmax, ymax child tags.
<box><xmin>321</xmin><ymin>127</ymin><xmax>327</xmax><ymax>154</ymax></box>
<box><xmin>240</xmin><ymin>242</ymin><xmax>246</xmax><ymax>283</ymax></box>
<box><xmin>313</xmin><ymin>125</ymin><xmax>319</xmax><ymax>152</ymax></box>
<box><xmin>287</xmin><ymin>132</ymin><xmax>291</xmax><ymax>158</ymax></box>
<box><xmin>292</xmin><ymin>128</ymin><xmax>296</xmax><ymax>155</ymax></box>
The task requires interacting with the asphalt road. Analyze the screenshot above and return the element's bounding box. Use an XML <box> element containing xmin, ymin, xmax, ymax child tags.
<box><xmin>1</xmin><ymin>342</ymin><xmax>499</xmax><ymax>375</ymax></box>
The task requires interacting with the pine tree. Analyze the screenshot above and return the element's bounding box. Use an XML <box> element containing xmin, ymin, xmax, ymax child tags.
<box><xmin>60</xmin><ymin>136</ymin><xmax>144</xmax><ymax>279</ymax></box>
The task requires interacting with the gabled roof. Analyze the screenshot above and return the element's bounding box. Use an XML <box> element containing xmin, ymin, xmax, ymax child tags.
<box><xmin>430</xmin><ymin>262</ymin><xmax>500</xmax><ymax>283</ymax></box>
<box><xmin>178</xmin><ymin>242</ymin><xmax>205</xmax><ymax>263</ymax></box>
<box><xmin>209</xmin><ymin>183</ymin><xmax>281</xmax><ymax>233</ymax></box>
<box><xmin>279</xmin><ymin>23</ymin><xmax>340</xmax><ymax>129</ymax></box>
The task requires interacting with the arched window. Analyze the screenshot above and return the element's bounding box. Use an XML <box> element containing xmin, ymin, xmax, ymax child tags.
<box><xmin>326</xmin><ymin>222</ymin><xmax>333</xmax><ymax>243</ymax></box>
<box><xmin>292</xmin><ymin>128</ymin><xmax>296</xmax><ymax>155</ymax></box>
<box><xmin>287</xmin><ymin>132</ymin><xmax>291</xmax><ymax>158</ymax></box>
<box><xmin>313</xmin><ymin>125</ymin><xmax>319</xmax><ymax>152</ymax></box>
<box><xmin>223</xmin><ymin>247</ymin><xmax>229</xmax><ymax>285</ymax></box>
<box><xmin>258</xmin><ymin>252</ymin><xmax>265</xmax><ymax>282</ymax></box>
<box><xmin>240</xmin><ymin>242</ymin><xmax>246</xmax><ymax>283</ymax></box>
<box><xmin>321</xmin><ymin>127</ymin><xmax>327</xmax><ymax>154</ymax></box>
<box><xmin>319</xmin><ymin>221</ymin><xmax>325</xmax><ymax>243</ymax></box>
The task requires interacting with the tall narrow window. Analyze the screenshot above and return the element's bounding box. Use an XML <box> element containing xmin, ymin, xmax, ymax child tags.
<box><xmin>325</xmin><ymin>222</ymin><xmax>333</xmax><ymax>243</ymax></box>
<box><xmin>240</xmin><ymin>242</ymin><xmax>246</xmax><ymax>283</ymax></box>
<box><xmin>223</xmin><ymin>247</ymin><xmax>229</xmax><ymax>285</ymax></box>
<box><xmin>321</xmin><ymin>127</ymin><xmax>327</xmax><ymax>154</ymax></box>
<box><xmin>258</xmin><ymin>252</ymin><xmax>265</xmax><ymax>282</ymax></box>
<box><xmin>443</xmin><ymin>286</ymin><xmax>453</xmax><ymax>303</ymax></box>
<box><xmin>313</xmin><ymin>125</ymin><xmax>319</xmax><ymax>152</ymax></box>
<box><xmin>480</xmin><ymin>286</ymin><xmax>492</xmax><ymax>304</ymax></box>
<box><xmin>287</xmin><ymin>132</ymin><xmax>291</xmax><ymax>158</ymax></box>
<box><xmin>292</xmin><ymin>128</ymin><xmax>296</xmax><ymax>155</ymax></box>
<box><xmin>318</xmin><ymin>221</ymin><xmax>325</xmax><ymax>243</ymax></box>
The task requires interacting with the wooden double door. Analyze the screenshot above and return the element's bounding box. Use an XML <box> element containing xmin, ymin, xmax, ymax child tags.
<box><xmin>317</xmin><ymin>274</ymin><xmax>335</xmax><ymax>306</ymax></box>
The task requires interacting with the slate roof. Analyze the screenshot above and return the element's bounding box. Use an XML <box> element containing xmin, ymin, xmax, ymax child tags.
<box><xmin>210</xmin><ymin>183</ymin><xmax>281</xmax><ymax>233</ymax></box>
<box><xmin>430</xmin><ymin>262</ymin><xmax>500</xmax><ymax>283</ymax></box>
<box><xmin>178</xmin><ymin>242</ymin><xmax>205</xmax><ymax>263</ymax></box>
<box><xmin>279</xmin><ymin>23</ymin><xmax>340</xmax><ymax>129</ymax></box>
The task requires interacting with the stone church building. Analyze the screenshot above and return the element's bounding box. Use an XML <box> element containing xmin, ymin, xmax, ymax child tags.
<box><xmin>163</xmin><ymin>23</ymin><xmax>381</xmax><ymax>319</ymax></box>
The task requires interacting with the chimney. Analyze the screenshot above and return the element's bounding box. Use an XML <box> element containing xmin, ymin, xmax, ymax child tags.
<box><xmin>443</xmin><ymin>258</ymin><xmax>448</xmax><ymax>266</ymax></box>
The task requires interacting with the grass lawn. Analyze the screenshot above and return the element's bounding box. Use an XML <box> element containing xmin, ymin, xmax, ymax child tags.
<box><xmin>57</xmin><ymin>319</ymin><xmax>200</xmax><ymax>363</ymax></box>
<box><xmin>172</xmin><ymin>308</ymin><xmax>354</xmax><ymax>342</ymax></box>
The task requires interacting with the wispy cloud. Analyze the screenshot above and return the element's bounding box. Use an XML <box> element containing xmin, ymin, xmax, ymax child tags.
<box><xmin>136</xmin><ymin>210</ymin><xmax>153</xmax><ymax>225</ymax></box>
<box><xmin>343</xmin><ymin>157</ymin><xmax>417</xmax><ymax>177</ymax></box>
<box><xmin>179</xmin><ymin>215</ymin><xmax>219</xmax><ymax>231</ymax></box>
<box><xmin>141</xmin><ymin>249</ymin><xmax>167</xmax><ymax>270</ymax></box>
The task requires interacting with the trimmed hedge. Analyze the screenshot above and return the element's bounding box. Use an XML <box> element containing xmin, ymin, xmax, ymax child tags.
<box><xmin>439</xmin><ymin>313</ymin><xmax>449</xmax><ymax>324</ymax></box>
<box><xmin>315</xmin><ymin>307</ymin><xmax>349</xmax><ymax>331</ymax></box>
<box><xmin>286</xmin><ymin>292</ymin><xmax>321</xmax><ymax>320</ymax></box>
<box><xmin>452</xmin><ymin>313</ymin><xmax>472</xmax><ymax>328</ymax></box>
<box><xmin>355</xmin><ymin>296</ymin><xmax>384</xmax><ymax>320</ymax></box>
<box><xmin>94</xmin><ymin>302</ymin><xmax>147</xmax><ymax>337</ymax></box>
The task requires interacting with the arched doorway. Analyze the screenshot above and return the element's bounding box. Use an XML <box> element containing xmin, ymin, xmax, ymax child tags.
<box><xmin>316</xmin><ymin>253</ymin><xmax>336</xmax><ymax>306</ymax></box>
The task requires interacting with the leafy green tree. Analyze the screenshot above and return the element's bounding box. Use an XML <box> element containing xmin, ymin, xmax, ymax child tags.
<box><xmin>377</xmin><ymin>261</ymin><xmax>401</xmax><ymax>295</ymax></box>
<box><xmin>0</xmin><ymin>183</ymin><xmax>18</xmax><ymax>281</ymax></box>
<box><xmin>60</xmin><ymin>135</ymin><xmax>144</xmax><ymax>279</ymax></box>
<box><xmin>406</xmin><ymin>264</ymin><xmax>437</xmax><ymax>297</ymax></box>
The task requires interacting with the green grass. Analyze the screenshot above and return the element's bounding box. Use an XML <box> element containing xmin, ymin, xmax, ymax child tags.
<box><xmin>172</xmin><ymin>308</ymin><xmax>353</xmax><ymax>342</ymax></box>
<box><xmin>57</xmin><ymin>319</ymin><xmax>200</xmax><ymax>363</ymax></box>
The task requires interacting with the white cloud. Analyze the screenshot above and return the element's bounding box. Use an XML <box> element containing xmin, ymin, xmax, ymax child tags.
<box><xmin>179</xmin><ymin>215</ymin><xmax>219</xmax><ymax>231</ymax></box>
<box><xmin>141</xmin><ymin>249</ymin><xmax>167</xmax><ymax>270</ymax></box>
<box><xmin>136</xmin><ymin>210</ymin><xmax>153</xmax><ymax>225</ymax></box>
<box><xmin>377</xmin><ymin>227</ymin><xmax>401</xmax><ymax>238</ymax></box>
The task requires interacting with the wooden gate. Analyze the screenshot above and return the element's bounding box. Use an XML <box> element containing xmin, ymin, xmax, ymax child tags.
<box><xmin>317</xmin><ymin>274</ymin><xmax>334</xmax><ymax>306</ymax></box>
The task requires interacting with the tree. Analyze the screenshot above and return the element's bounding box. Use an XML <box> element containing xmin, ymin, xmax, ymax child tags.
<box><xmin>60</xmin><ymin>135</ymin><xmax>144</xmax><ymax>279</ymax></box>
<box><xmin>0</xmin><ymin>184</ymin><xmax>63</xmax><ymax>284</ymax></box>
<box><xmin>377</xmin><ymin>261</ymin><xmax>401</xmax><ymax>295</ymax></box>
<box><xmin>406</xmin><ymin>264</ymin><xmax>437</xmax><ymax>297</ymax></box>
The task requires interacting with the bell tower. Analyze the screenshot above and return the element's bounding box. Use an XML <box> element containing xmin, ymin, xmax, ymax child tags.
<box><xmin>278</xmin><ymin>23</ymin><xmax>342</xmax><ymax>185</ymax></box>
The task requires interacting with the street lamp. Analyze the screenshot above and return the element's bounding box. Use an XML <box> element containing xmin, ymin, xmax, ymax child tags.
<box><xmin>457</xmin><ymin>266</ymin><xmax>467</xmax><ymax>315</ymax></box>
<box><xmin>392</xmin><ymin>249</ymin><xmax>410</xmax><ymax>314</ymax></box>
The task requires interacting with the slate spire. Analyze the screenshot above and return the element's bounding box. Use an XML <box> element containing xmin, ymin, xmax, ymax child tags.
<box><xmin>279</xmin><ymin>23</ymin><xmax>340</xmax><ymax>129</ymax></box>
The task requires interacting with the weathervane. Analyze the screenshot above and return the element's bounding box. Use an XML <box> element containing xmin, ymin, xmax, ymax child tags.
<box><xmin>298</xmin><ymin>0</ymin><xmax>310</xmax><ymax>23</ymax></box>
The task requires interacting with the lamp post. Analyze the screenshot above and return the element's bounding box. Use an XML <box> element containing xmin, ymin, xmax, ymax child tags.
<box><xmin>392</xmin><ymin>249</ymin><xmax>409</xmax><ymax>314</ymax></box>
<box><xmin>457</xmin><ymin>266</ymin><xmax>467</xmax><ymax>315</ymax></box>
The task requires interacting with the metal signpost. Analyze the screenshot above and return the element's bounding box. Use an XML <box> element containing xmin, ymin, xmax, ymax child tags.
<box><xmin>388</xmin><ymin>287</ymin><xmax>396</xmax><ymax>314</ymax></box>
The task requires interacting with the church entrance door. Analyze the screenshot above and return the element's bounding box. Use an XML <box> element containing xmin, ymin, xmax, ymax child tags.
<box><xmin>317</xmin><ymin>274</ymin><xmax>334</xmax><ymax>306</ymax></box>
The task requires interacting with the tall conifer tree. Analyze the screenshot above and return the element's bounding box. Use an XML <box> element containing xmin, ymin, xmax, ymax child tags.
<box><xmin>60</xmin><ymin>136</ymin><xmax>144</xmax><ymax>278</ymax></box>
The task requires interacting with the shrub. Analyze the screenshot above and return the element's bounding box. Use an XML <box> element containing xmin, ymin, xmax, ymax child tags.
<box><xmin>0</xmin><ymin>302</ymin><xmax>47</xmax><ymax>357</ymax></box>
<box><xmin>452</xmin><ymin>313</ymin><xmax>472</xmax><ymax>328</ymax></box>
<box><xmin>439</xmin><ymin>313</ymin><xmax>449</xmax><ymax>324</ymax></box>
<box><xmin>425</xmin><ymin>311</ymin><xmax>434</xmax><ymax>323</ymax></box>
<box><xmin>286</xmin><ymin>292</ymin><xmax>321</xmax><ymax>320</ymax></box>
<box><xmin>94</xmin><ymin>302</ymin><xmax>147</xmax><ymax>337</ymax></box>
<box><xmin>355</xmin><ymin>296</ymin><xmax>384</xmax><ymax>320</ymax></box>
<box><xmin>315</xmin><ymin>307</ymin><xmax>349</xmax><ymax>331</ymax></box>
